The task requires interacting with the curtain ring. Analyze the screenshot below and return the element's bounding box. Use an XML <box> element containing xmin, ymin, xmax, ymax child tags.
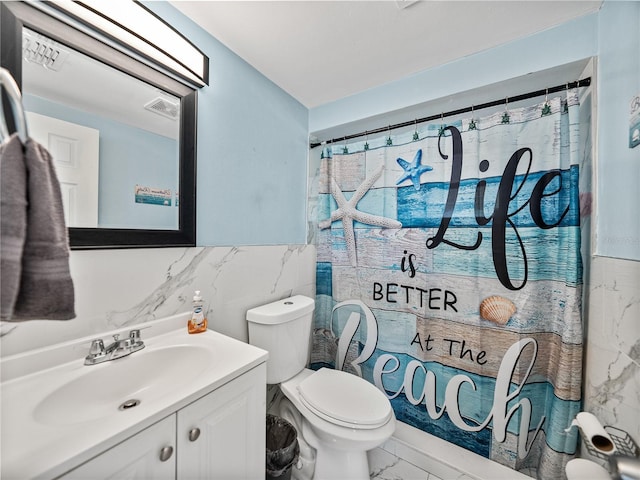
<box><xmin>439</xmin><ymin>112</ymin><xmax>447</xmax><ymax>136</ymax></box>
<box><xmin>468</xmin><ymin>105</ymin><xmax>477</xmax><ymax>131</ymax></box>
<box><xmin>502</xmin><ymin>97</ymin><xmax>511</xmax><ymax>124</ymax></box>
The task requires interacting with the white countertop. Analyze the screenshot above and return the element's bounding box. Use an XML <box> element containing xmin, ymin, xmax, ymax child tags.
<box><xmin>0</xmin><ymin>313</ymin><xmax>268</xmax><ymax>480</ymax></box>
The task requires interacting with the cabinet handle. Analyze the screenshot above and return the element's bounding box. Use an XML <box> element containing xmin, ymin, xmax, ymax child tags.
<box><xmin>188</xmin><ymin>428</ymin><xmax>201</xmax><ymax>442</ymax></box>
<box><xmin>159</xmin><ymin>446</ymin><xmax>174</xmax><ymax>462</ymax></box>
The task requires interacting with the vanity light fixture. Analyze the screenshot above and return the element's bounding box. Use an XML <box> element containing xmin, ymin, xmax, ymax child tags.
<box><xmin>41</xmin><ymin>0</ymin><xmax>209</xmax><ymax>87</ymax></box>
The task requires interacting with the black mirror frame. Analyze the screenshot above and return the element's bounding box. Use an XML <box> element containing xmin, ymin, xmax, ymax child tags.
<box><xmin>1</xmin><ymin>2</ymin><xmax>197</xmax><ymax>249</ymax></box>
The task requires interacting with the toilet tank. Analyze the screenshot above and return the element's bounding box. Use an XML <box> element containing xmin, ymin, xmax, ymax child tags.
<box><xmin>246</xmin><ymin>295</ymin><xmax>315</xmax><ymax>384</ymax></box>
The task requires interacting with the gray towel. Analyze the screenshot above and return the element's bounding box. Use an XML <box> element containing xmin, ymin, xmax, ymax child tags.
<box><xmin>1</xmin><ymin>134</ymin><xmax>28</xmax><ymax>320</ymax></box>
<box><xmin>1</xmin><ymin>133</ymin><xmax>75</xmax><ymax>321</ymax></box>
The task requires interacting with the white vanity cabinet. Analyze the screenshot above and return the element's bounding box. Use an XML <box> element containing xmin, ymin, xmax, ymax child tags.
<box><xmin>60</xmin><ymin>364</ymin><xmax>266</xmax><ymax>480</ymax></box>
<box><xmin>60</xmin><ymin>416</ymin><xmax>177</xmax><ymax>480</ymax></box>
<box><xmin>1</xmin><ymin>317</ymin><xmax>269</xmax><ymax>479</ymax></box>
<box><xmin>177</xmin><ymin>362</ymin><xmax>266</xmax><ymax>479</ymax></box>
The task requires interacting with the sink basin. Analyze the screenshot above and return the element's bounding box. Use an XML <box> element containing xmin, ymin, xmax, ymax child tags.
<box><xmin>1</xmin><ymin>313</ymin><xmax>269</xmax><ymax>480</ymax></box>
<box><xmin>34</xmin><ymin>344</ymin><xmax>213</xmax><ymax>425</ymax></box>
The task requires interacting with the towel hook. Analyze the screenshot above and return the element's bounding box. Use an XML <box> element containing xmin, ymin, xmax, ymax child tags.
<box><xmin>0</xmin><ymin>67</ymin><xmax>29</xmax><ymax>144</ymax></box>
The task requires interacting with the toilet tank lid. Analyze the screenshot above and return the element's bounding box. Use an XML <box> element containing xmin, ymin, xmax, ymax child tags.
<box><xmin>246</xmin><ymin>295</ymin><xmax>315</xmax><ymax>325</ymax></box>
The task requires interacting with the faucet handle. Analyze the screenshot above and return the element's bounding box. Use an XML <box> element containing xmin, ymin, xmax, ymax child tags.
<box><xmin>128</xmin><ymin>329</ymin><xmax>145</xmax><ymax>352</ymax></box>
<box><xmin>88</xmin><ymin>339</ymin><xmax>105</xmax><ymax>356</ymax></box>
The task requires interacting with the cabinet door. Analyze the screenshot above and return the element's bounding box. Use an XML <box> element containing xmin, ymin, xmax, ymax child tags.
<box><xmin>177</xmin><ymin>364</ymin><xmax>266</xmax><ymax>480</ymax></box>
<box><xmin>61</xmin><ymin>415</ymin><xmax>176</xmax><ymax>480</ymax></box>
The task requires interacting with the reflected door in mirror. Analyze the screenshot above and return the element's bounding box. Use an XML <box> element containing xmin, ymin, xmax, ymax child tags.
<box><xmin>26</xmin><ymin>112</ymin><xmax>99</xmax><ymax>228</ymax></box>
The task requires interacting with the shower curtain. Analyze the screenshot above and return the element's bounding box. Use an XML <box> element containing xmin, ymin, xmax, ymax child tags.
<box><xmin>312</xmin><ymin>91</ymin><xmax>584</xmax><ymax>479</ymax></box>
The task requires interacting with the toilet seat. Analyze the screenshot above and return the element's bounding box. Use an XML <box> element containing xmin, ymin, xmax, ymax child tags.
<box><xmin>297</xmin><ymin>368</ymin><xmax>392</xmax><ymax>430</ymax></box>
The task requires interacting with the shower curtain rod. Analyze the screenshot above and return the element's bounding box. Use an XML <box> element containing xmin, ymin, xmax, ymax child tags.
<box><xmin>310</xmin><ymin>77</ymin><xmax>591</xmax><ymax>149</ymax></box>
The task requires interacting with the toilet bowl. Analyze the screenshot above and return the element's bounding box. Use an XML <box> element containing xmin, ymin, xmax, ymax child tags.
<box><xmin>246</xmin><ymin>296</ymin><xmax>396</xmax><ymax>480</ymax></box>
<box><xmin>279</xmin><ymin>368</ymin><xmax>396</xmax><ymax>480</ymax></box>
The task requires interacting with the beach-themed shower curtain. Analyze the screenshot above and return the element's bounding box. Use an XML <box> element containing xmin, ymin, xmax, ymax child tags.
<box><xmin>312</xmin><ymin>91</ymin><xmax>584</xmax><ymax>479</ymax></box>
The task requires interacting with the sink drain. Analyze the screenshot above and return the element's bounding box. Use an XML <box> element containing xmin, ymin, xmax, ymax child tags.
<box><xmin>118</xmin><ymin>399</ymin><xmax>141</xmax><ymax>411</ymax></box>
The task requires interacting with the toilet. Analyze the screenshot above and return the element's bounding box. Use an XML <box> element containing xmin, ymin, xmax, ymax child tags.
<box><xmin>246</xmin><ymin>295</ymin><xmax>396</xmax><ymax>480</ymax></box>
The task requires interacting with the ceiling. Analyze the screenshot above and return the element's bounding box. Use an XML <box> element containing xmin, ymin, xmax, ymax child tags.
<box><xmin>170</xmin><ymin>1</ymin><xmax>602</xmax><ymax>109</ymax></box>
<box><xmin>22</xmin><ymin>28</ymin><xmax>180</xmax><ymax>139</ymax></box>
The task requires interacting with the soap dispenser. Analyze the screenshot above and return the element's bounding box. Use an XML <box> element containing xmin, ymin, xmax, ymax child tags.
<box><xmin>188</xmin><ymin>290</ymin><xmax>208</xmax><ymax>334</ymax></box>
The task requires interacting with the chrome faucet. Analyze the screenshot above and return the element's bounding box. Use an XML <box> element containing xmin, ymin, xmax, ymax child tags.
<box><xmin>84</xmin><ymin>329</ymin><xmax>145</xmax><ymax>365</ymax></box>
<box><xmin>610</xmin><ymin>454</ymin><xmax>640</xmax><ymax>480</ymax></box>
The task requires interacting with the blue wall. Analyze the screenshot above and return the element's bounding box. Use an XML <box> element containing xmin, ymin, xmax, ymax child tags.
<box><xmin>148</xmin><ymin>2</ymin><xmax>637</xmax><ymax>259</ymax></box>
<box><xmin>595</xmin><ymin>1</ymin><xmax>640</xmax><ymax>260</ymax></box>
<box><xmin>144</xmin><ymin>2</ymin><xmax>309</xmax><ymax>247</ymax></box>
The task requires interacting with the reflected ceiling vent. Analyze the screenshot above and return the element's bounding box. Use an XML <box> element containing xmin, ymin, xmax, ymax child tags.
<box><xmin>22</xmin><ymin>30</ymin><xmax>69</xmax><ymax>71</ymax></box>
<box><xmin>144</xmin><ymin>97</ymin><xmax>179</xmax><ymax>120</ymax></box>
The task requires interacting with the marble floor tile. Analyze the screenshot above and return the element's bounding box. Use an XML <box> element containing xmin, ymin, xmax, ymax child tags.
<box><xmin>368</xmin><ymin>447</ymin><xmax>484</xmax><ymax>480</ymax></box>
<box><xmin>368</xmin><ymin>447</ymin><xmax>430</xmax><ymax>480</ymax></box>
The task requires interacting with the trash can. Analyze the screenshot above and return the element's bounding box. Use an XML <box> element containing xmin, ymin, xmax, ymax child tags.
<box><xmin>266</xmin><ymin>414</ymin><xmax>299</xmax><ymax>480</ymax></box>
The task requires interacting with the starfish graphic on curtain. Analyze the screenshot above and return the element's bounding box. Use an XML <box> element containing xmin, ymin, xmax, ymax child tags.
<box><xmin>396</xmin><ymin>149</ymin><xmax>432</xmax><ymax>190</ymax></box>
<box><xmin>319</xmin><ymin>165</ymin><xmax>401</xmax><ymax>266</ymax></box>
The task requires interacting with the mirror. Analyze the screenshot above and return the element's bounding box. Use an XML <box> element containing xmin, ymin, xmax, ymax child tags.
<box><xmin>23</xmin><ymin>27</ymin><xmax>182</xmax><ymax>231</ymax></box>
<box><xmin>1</xmin><ymin>2</ymin><xmax>197</xmax><ymax>248</ymax></box>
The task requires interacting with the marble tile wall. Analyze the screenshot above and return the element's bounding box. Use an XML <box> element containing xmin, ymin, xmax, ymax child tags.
<box><xmin>0</xmin><ymin>245</ymin><xmax>316</xmax><ymax>357</ymax></box>
<box><xmin>1</xmin><ymin>242</ymin><xmax>637</xmax><ymax>473</ymax></box>
<box><xmin>583</xmin><ymin>255</ymin><xmax>640</xmax><ymax>457</ymax></box>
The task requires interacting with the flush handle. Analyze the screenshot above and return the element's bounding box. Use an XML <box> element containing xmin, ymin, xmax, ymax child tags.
<box><xmin>189</xmin><ymin>428</ymin><xmax>201</xmax><ymax>442</ymax></box>
<box><xmin>159</xmin><ymin>446</ymin><xmax>174</xmax><ymax>462</ymax></box>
